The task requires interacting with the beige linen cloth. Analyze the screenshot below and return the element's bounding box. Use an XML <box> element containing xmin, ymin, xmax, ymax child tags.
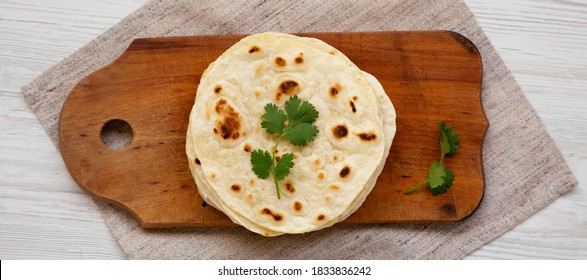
<box><xmin>22</xmin><ymin>0</ymin><xmax>577</xmax><ymax>259</ymax></box>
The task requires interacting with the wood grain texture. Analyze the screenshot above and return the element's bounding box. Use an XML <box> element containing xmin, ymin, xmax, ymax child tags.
<box><xmin>1</xmin><ymin>0</ymin><xmax>585</xmax><ymax>259</ymax></box>
<box><xmin>58</xmin><ymin>32</ymin><xmax>486</xmax><ymax>228</ymax></box>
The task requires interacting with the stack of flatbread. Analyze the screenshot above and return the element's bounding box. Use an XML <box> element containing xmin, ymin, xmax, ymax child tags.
<box><xmin>186</xmin><ymin>32</ymin><xmax>396</xmax><ymax>236</ymax></box>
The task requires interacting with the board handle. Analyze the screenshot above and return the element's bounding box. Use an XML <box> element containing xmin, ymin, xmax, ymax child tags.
<box><xmin>58</xmin><ymin>39</ymin><xmax>226</xmax><ymax>227</ymax></box>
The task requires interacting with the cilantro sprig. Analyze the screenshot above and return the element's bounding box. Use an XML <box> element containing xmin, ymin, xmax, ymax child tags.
<box><xmin>250</xmin><ymin>95</ymin><xmax>319</xmax><ymax>199</ymax></box>
<box><xmin>404</xmin><ymin>121</ymin><xmax>460</xmax><ymax>195</ymax></box>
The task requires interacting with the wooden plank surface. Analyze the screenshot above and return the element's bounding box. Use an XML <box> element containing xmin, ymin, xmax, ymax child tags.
<box><xmin>58</xmin><ymin>32</ymin><xmax>485</xmax><ymax>227</ymax></box>
<box><xmin>0</xmin><ymin>0</ymin><xmax>585</xmax><ymax>259</ymax></box>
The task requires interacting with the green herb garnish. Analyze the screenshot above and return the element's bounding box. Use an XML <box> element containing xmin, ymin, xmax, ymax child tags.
<box><xmin>250</xmin><ymin>95</ymin><xmax>319</xmax><ymax>199</ymax></box>
<box><xmin>404</xmin><ymin>120</ymin><xmax>460</xmax><ymax>195</ymax></box>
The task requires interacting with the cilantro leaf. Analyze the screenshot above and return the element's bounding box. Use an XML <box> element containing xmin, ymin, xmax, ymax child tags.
<box><xmin>250</xmin><ymin>96</ymin><xmax>320</xmax><ymax>199</ymax></box>
<box><xmin>427</xmin><ymin>162</ymin><xmax>447</xmax><ymax>189</ymax></box>
<box><xmin>403</xmin><ymin>162</ymin><xmax>455</xmax><ymax>195</ymax></box>
<box><xmin>274</xmin><ymin>153</ymin><xmax>295</xmax><ymax>181</ymax></box>
<box><xmin>284</xmin><ymin>95</ymin><xmax>319</xmax><ymax>124</ymax></box>
<box><xmin>439</xmin><ymin>120</ymin><xmax>459</xmax><ymax>162</ymax></box>
<box><xmin>428</xmin><ymin>162</ymin><xmax>454</xmax><ymax>195</ymax></box>
<box><xmin>282</xmin><ymin>95</ymin><xmax>319</xmax><ymax>146</ymax></box>
<box><xmin>250</xmin><ymin>149</ymin><xmax>273</xmax><ymax>179</ymax></box>
<box><xmin>430</xmin><ymin>168</ymin><xmax>454</xmax><ymax>195</ymax></box>
<box><xmin>404</xmin><ymin>120</ymin><xmax>459</xmax><ymax>195</ymax></box>
<box><xmin>284</xmin><ymin>123</ymin><xmax>319</xmax><ymax>147</ymax></box>
<box><xmin>261</xmin><ymin>103</ymin><xmax>287</xmax><ymax>135</ymax></box>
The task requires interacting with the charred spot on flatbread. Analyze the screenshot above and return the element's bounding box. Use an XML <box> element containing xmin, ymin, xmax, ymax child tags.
<box><xmin>249</xmin><ymin>46</ymin><xmax>261</xmax><ymax>53</ymax></box>
<box><xmin>231</xmin><ymin>184</ymin><xmax>241</xmax><ymax>192</ymax></box>
<box><xmin>261</xmin><ymin>208</ymin><xmax>283</xmax><ymax>222</ymax></box>
<box><xmin>276</xmin><ymin>80</ymin><xmax>300</xmax><ymax>101</ymax></box>
<box><xmin>356</xmin><ymin>132</ymin><xmax>377</xmax><ymax>141</ymax></box>
<box><xmin>293</xmin><ymin>201</ymin><xmax>303</xmax><ymax>212</ymax></box>
<box><xmin>214</xmin><ymin>98</ymin><xmax>242</xmax><ymax>140</ymax></box>
<box><xmin>339</xmin><ymin>166</ymin><xmax>351</xmax><ymax>178</ymax></box>
<box><xmin>349</xmin><ymin>100</ymin><xmax>356</xmax><ymax>113</ymax></box>
<box><xmin>284</xmin><ymin>181</ymin><xmax>296</xmax><ymax>193</ymax></box>
<box><xmin>243</xmin><ymin>143</ymin><xmax>252</xmax><ymax>152</ymax></box>
<box><xmin>275</xmin><ymin>56</ymin><xmax>286</xmax><ymax>67</ymax></box>
<box><xmin>294</xmin><ymin>52</ymin><xmax>304</xmax><ymax>64</ymax></box>
<box><xmin>332</xmin><ymin>124</ymin><xmax>348</xmax><ymax>139</ymax></box>
<box><xmin>329</xmin><ymin>83</ymin><xmax>341</xmax><ymax>97</ymax></box>
<box><xmin>214</xmin><ymin>85</ymin><xmax>222</xmax><ymax>94</ymax></box>
<box><xmin>279</xmin><ymin>80</ymin><xmax>300</xmax><ymax>94</ymax></box>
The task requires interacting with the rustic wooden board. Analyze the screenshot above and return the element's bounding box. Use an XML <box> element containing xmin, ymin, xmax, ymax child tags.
<box><xmin>59</xmin><ymin>31</ymin><xmax>487</xmax><ymax>228</ymax></box>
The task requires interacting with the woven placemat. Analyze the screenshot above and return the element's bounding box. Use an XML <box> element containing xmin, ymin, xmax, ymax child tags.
<box><xmin>22</xmin><ymin>0</ymin><xmax>577</xmax><ymax>259</ymax></box>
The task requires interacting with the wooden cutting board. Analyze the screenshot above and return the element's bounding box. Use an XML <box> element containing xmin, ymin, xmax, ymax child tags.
<box><xmin>59</xmin><ymin>31</ymin><xmax>487</xmax><ymax>228</ymax></box>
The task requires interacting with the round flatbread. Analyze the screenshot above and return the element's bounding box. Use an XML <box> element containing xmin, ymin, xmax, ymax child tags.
<box><xmin>187</xmin><ymin>71</ymin><xmax>396</xmax><ymax>236</ymax></box>
<box><xmin>186</xmin><ymin>32</ymin><xmax>395</xmax><ymax>235</ymax></box>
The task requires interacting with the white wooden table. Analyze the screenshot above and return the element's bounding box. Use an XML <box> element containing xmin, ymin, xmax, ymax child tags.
<box><xmin>1</xmin><ymin>0</ymin><xmax>585</xmax><ymax>259</ymax></box>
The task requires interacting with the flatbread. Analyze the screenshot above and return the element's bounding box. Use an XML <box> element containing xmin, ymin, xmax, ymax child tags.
<box><xmin>187</xmin><ymin>71</ymin><xmax>395</xmax><ymax>236</ymax></box>
<box><xmin>186</xmin><ymin>32</ymin><xmax>395</xmax><ymax>235</ymax></box>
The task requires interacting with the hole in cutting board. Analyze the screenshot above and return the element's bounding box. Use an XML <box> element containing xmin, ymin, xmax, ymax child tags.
<box><xmin>100</xmin><ymin>119</ymin><xmax>133</xmax><ymax>150</ymax></box>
